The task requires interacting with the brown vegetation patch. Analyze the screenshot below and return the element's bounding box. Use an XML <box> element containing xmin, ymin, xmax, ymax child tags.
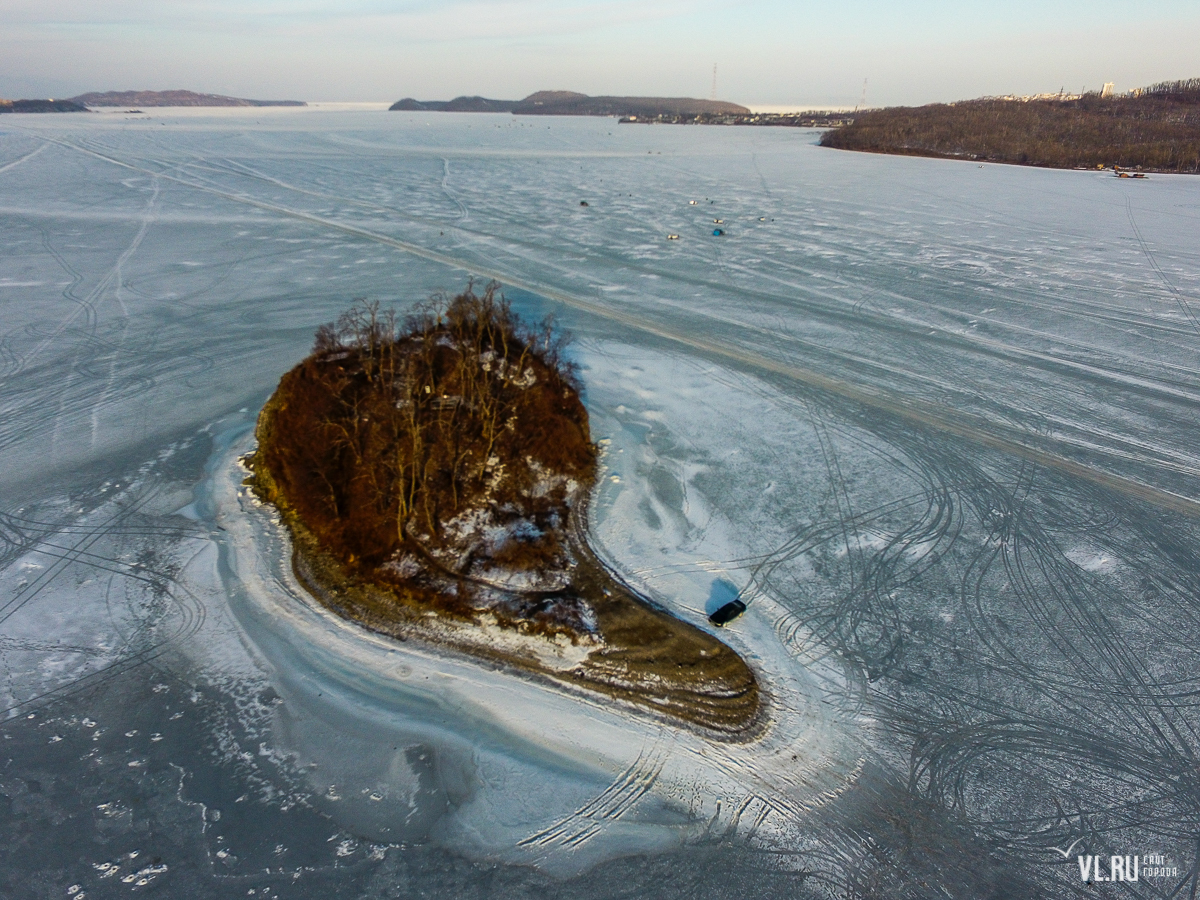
<box><xmin>822</xmin><ymin>79</ymin><xmax>1200</xmax><ymax>173</ymax></box>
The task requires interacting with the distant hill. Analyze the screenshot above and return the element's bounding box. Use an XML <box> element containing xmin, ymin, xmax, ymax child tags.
<box><xmin>389</xmin><ymin>96</ymin><xmax>517</xmax><ymax>112</ymax></box>
<box><xmin>389</xmin><ymin>91</ymin><xmax>750</xmax><ymax>117</ymax></box>
<box><xmin>0</xmin><ymin>98</ymin><xmax>89</xmax><ymax>113</ymax></box>
<box><xmin>513</xmin><ymin>91</ymin><xmax>749</xmax><ymax>117</ymax></box>
<box><xmin>70</xmin><ymin>90</ymin><xmax>306</xmax><ymax>108</ymax></box>
<box><xmin>821</xmin><ymin>78</ymin><xmax>1200</xmax><ymax>173</ymax></box>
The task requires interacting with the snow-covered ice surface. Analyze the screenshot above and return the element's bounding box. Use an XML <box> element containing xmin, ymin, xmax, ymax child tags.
<box><xmin>2</xmin><ymin>108</ymin><xmax>1200</xmax><ymax>897</ymax></box>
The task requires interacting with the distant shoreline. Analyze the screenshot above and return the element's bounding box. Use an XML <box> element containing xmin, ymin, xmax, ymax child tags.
<box><xmin>390</xmin><ymin>90</ymin><xmax>750</xmax><ymax>118</ymax></box>
<box><xmin>1</xmin><ymin>90</ymin><xmax>307</xmax><ymax>113</ymax></box>
<box><xmin>1</xmin><ymin>90</ymin><xmax>848</xmax><ymax>126</ymax></box>
<box><xmin>0</xmin><ymin>98</ymin><xmax>88</xmax><ymax>114</ymax></box>
<box><xmin>71</xmin><ymin>90</ymin><xmax>305</xmax><ymax>108</ymax></box>
<box><xmin>385</xmin><ymin>92</ymin><xmax>851</xmax><ymax>129</ymax></box>
<box><xmin>618</xmin><ymin>111</ymin><xmax>852</xmax><ymax>129</ymax></box>
<box><xmin>821</xmin><ymin>80</ymin><xmax>1200</xmax><ymax>175</ymax></box>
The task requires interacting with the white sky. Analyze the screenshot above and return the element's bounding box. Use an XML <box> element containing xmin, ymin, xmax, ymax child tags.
<box><xmin>3</xmin><ymin>1</ymin><xmax>1199</xmax><ymax>107</ymax></box>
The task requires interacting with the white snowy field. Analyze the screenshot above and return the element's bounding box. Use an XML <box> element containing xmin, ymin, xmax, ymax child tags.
<box><xmin>2</xmin><ymin>108</ymin><xmax>1200</xmax><ymax>898</ymax></box>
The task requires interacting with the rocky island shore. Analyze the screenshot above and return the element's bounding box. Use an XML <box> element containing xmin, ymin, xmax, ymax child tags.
<box><xmin>247</xmin><ymin>285</ymin><xmax>761</xmax><ymax>736</ymax></box>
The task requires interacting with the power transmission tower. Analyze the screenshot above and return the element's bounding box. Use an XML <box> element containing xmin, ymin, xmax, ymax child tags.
<box><xmin>854</xmin><ymin>78</ymin><xmax>867</xmax><ymax>112</ymax></box>
<box><xmin>711</xmin><ymin>64</ymin><xmax>718</xmax><ymax>101</ymax></box>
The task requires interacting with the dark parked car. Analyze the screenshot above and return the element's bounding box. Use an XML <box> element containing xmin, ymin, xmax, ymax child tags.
<box><xmin>708</xmin><ymin>598</ymin><xmax>746</xmax><ymax>626</ymax></box>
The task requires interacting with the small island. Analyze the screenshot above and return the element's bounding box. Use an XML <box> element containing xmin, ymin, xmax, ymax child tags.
<box><xmin>0</xmin><ymin>98</ymin><xmax>89</xmax><ymax>114</ymax></box>
<box><xmin>821</xmin><ymin>78</ymin><xmax>1200</xmax><ymax>174</ymax></box>
<box><xmin>247</xmin><ymin>284</ymin><xmax>761</xmax><ymax>736</ymax></box>
<box><xmin>389</xmin><ymin>96</ymin><xmax>518</xmax><ymax>112</ymax></box>
<box><xmin>70</xmin><ymin>90</ymin><xmax>306</xmax><ymax>108</ymax></box>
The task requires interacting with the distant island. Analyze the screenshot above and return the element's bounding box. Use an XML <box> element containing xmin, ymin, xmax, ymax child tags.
<box><xmin>390</xmin><ymin>96</ymin><xmax>518</xmax><ymax>112</ymax></box>
<box><xmin>248</xmin><ymin>285</ymin><xmax>761</xmax><ymax>736</ymax></box>
<box><xmin>0</xmin><ymin>98</ymin><xmax>88</xmax><ymax>114</ymax></box>
<box><xmin>821</xmin><ymin>78</ymin><xmax>1200</xmax><ymax>174</ymax></box>
<box><xmin>70</xmin><ymin>90</ymin><xmax>306</xmax><ymax>107</ymax></box>
<box><xmin>390</xmin><ymin>90</ymin><xmax>749</xmax><ymax>117</ymax></box>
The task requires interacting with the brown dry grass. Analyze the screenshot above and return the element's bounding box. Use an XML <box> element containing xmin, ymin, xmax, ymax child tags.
<box><xmin>823</xmin><ymin>82</ymin><xmax>1200</xmax><ymax>173</ymax></box>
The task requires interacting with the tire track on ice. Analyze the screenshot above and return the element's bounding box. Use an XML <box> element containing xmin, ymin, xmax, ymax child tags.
<box><xmin>517</xmin><ymin>734</ymin><xmax>669</xmax><ymax>852</ymax></box>
<box><xmin>62</xmin><ymin>130</ymin><xmax>1200</xmax><ymax>412</ymax></box>
<box><xmin>4</xmin><ymin>186</ymin><xmax>154</xmax><ymax>385</ymax></box>
<box><xmin>89</xmin><ymin>176</ymin><xmax>158</xmax><ymax>449</ymax></box>
<box><xmin>0</xmin><ymin>143</ymin><xmax>46</xmax><ymax>175</ymax></box>
<box><xmin>0</xmin><ymin>487</ymin><xmax>206</xmax><ymax>645</ymax></box>
<box><xmin>32</xmin><ymin>131</ymin><xmax>1200</xmax><ymax>517</ymax></box>
<box><xmin>441</xmin><ymin>157</ymin><xmax>469</xmax><ymax>221</ymax></box>
<box><xmin>0</xmin><ymin>492</ymin><xmax>208</xmax><ymax>719</ymax></box>
<box><xmin>1125</xmin><ymin>194</ymin><xmax>1200</xmax><ymax>337</ymax></box>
